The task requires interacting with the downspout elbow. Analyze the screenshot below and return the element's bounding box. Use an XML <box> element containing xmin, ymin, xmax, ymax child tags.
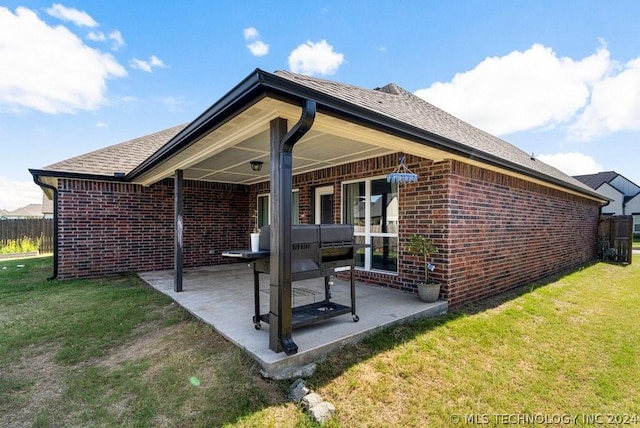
<box><xmin>280</xmin><ymin>99</ymin><xmax>316</xmax><ymax>152</ymax></box>
<box><xmin>31</xmin><ymin>174</ymin><xmax>58</xmax><ymax>281</ymax></box>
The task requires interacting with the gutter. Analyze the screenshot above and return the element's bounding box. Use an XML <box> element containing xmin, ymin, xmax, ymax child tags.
<box><xmin>125</xmin><ymin>69</ymin><xmax>605</xmax><ymax>202</ymax></box>
<box><xmin>29</xmin><ymin>68</ymin><xmax>597</xmax><ymax>203</ymax></box>
<box><xmin>28</xmin><ymin>169</ymin><xmax>128</xmax><ymax>183</ymax></box>
<box><xmin>127</xmin><ymin>70</ymin><xmax>268</xmax><ymax>182</ymax></box>
<box><xmin>31</xmin><ymin>173</ymin><xmax>58</xmax><ymax>281</ymax></box>
<box><xmin>256</xmin><ymin>73</ymin><xmax>608</xmax><ymax>202</ymax></box>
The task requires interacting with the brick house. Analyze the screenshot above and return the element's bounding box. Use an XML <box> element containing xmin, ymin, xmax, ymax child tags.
<box><xmin>31</xmin><ymin>69</ymin><xmax>607</xmax><ymax>352</ymax></box>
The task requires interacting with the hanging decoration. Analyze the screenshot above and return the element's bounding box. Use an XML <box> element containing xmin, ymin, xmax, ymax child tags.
<box><xmin>386</xmin><ymin>155</ymin><xmax>418</xmax><ymax>184</ymax></box>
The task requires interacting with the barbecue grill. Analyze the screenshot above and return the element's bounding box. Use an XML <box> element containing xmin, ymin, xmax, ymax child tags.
<box><xmin>223</xmin><ymin>224</ymin><xmax>359</xmax><ymax>331</ymax></box>
<box><xmin>254</xmin><ymin>224</ymin><xmax>358</xmax><ymax>329</ymax></box>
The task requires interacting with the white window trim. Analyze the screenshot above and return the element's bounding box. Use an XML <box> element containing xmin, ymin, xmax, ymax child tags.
<box><xmin>315</xmin><ymin>185</ymin><xmax>334</xmax><ymax>225</ymax></box>
<box><xmin>257</xmin><ymin>189</ymin><xmax>299</xmax><ymax>227</ymax></box>
<box><xmin>341</xmin><ymin>175</ymin><xmax>399</xmax><ymax>275</ymax></box>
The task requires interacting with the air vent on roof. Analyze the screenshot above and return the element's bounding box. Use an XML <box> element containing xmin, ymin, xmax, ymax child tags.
<box><xmin>375</xmin><ymin>83</ymin><xmax>402</xmax><ymax>95</ymax></box>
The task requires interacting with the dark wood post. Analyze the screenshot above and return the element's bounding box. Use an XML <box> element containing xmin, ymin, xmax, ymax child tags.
<box><xmin>174</xmin><ymin>169</ymin><xmax>184</xmax><ymax>292</ymax></box>
<box><xmin>267</xmin><ymin>100</ymin><xmax>315</xmax><ymax>355</ymax></box>
<box><xmin>269</xmin><ymin>118</ymin><xmax>297</xmax><ymax>355</ymax></box>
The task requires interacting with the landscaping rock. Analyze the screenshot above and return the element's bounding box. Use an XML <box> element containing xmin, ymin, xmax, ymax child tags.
<box><xmin>289</xmin><ymin>379</ymin><xmax>309</xmax><ymax>402</ymax></box>
<box><xmin>288</xmin><ymin>379</ymin><xmax>336</xmax><ymax>424</ymax></box>
<box><xmin>300</xmin><ymin>392</ymin><xmax>323</xmax><ymax>410</ymax></box>
<box><xmin>308</xmin><ymin>401</ymin><xmax>336</xmax><ymax>424</ymax></box>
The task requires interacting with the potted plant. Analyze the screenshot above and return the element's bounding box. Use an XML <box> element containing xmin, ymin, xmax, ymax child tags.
<box><xmin>406</xmin><ymin>234</ymin><xmax>440</xmax><ymax>302</ymax></box>
<box><xmin>250</xmin><ymin>211</ymin><xmax>260</xmax><ymax>252</ymax></box>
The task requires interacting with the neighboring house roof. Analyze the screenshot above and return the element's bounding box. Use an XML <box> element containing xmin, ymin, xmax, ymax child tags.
<box><xmin>31</xmin><ymin>69</ymin><xmax>605</xmax><ymax>202</ymax></box>
<box><xmin>2</xmin><ymin>204</ymin><xmax>44</xmax><ymax>218</ymax></box>
<box><xmin>0</xmin><ymin>209</ymin><xmax>7</xmax><ymax>217</ymax></box>
<box><xmin>574</xmin><ymin>171</ymin><xmax>621</xmax><ymax>190</ymax></box>
<box><xmin>42</xmin><ymin>194</ymin><xmax>53</xmax><ymax>215</ymax></box>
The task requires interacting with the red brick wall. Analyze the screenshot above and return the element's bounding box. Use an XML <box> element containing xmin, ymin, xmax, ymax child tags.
<box><xmin>247</xmin><ymin>156</ymin><xmax>600</xmax><ymax>305</ymax></box>
<box><xmin>397</xmin><ymin>158</ymin><xmax>451</xmax><ymax>292</ymax></box>
<box><xmin>56</xmin><ymin>155</ymin><xmax>601</xmax><ymax>307</ymax></box>
<box><xmin>57</xmin><ymin>178</ymin><xmax>250</xmax><ymax>279</ymax></box>
<box><xmin>443</xmin><ymin>161</ymin><xmax>600</xmax><ymax>307</ymax></box>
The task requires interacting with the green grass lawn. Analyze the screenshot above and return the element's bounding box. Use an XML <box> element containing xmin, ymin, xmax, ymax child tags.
<box><xmin>633</xmin><ymin>237</ymin><xmax>640</xmax><ymax>249</ymax></box>
<box><xmin>1</xmin><ymin>257</ymin><xmax>639</xmax><ymax>427</ymax></box>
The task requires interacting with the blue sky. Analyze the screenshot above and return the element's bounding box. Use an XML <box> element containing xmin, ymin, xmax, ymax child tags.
<box><xmin>1</xmin><ymin>1</ymin><xmax>639</xmax><ymax>210</ymax></box>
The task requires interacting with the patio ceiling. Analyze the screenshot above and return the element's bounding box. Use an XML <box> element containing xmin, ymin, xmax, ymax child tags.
<box><xmin>132</xmin><ymin>97</ymin><xmax>452</xmax><ymax>187</ymax></box>
<box><xmin>128</xmin><ymin>92</ymin><xmax>606</xmax><ymax>202</ymax></box>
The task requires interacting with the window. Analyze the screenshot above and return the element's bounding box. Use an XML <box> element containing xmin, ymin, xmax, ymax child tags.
<box><xmin>256</xmin><ymin>191</ymin><xmax>299</xmax><ymax>230</ymax></box>
<box><xmin>343</xmin><ymin>177</ymin><xmax>398</xmax><ymax>273</ymax></box>
<box><xmin>634</xmin><ymin>215</ymin><xmax>640</xmax><ymax>233</ymax></box>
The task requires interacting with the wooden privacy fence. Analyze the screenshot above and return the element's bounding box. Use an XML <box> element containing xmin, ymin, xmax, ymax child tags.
<box><xmin>598</xmin><ymin>215</ymin><xmax>633</xmax><ymax>264</ymax></box>
<box><xmin>0</xmin><ymin>218</ymin><xmax>54</xmax><ymax>254</ymax></box>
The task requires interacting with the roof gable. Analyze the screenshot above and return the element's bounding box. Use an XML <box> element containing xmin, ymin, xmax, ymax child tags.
<box><xmin>574</xmin><ymin>171</ymin><xmax>619</xmax><ymax>189</ymax></box>
<box><xmin>575</xmin><ymin>171</ymin><xmax>640</xmax><ymax>197</ymax></box>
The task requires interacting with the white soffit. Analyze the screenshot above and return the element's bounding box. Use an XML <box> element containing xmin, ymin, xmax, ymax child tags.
<box><xmin>130</xmin><ymin>95</ymin><xmax>602</xmax><ymax>201</ymax></box>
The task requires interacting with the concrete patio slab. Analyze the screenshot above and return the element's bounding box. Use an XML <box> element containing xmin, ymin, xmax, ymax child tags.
<box><xmin>139</xmin><ymin>263</ymin><xmax>447</xmax><ymax>378</ymax></box>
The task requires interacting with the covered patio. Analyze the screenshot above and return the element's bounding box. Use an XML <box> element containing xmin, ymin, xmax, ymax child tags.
<box><xmin>139</xmin><ymin>263</ymin><xmax>447</xmax><ymax>379</ymax></box>
<box><xmin>31</xmin><ymin>69</ymin><xmax>607</xmax><ymax>373</ymax></box>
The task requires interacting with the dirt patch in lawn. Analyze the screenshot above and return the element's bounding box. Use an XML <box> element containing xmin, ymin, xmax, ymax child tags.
<box><xmin>96</xmin><ymin>323</ymin><xmax>183</xmax><ymax>369</ymax></box>
<box><xmin>1</xmin><ymin>346</ymin><xmax>67</xmax><ymax>428</ymax></box>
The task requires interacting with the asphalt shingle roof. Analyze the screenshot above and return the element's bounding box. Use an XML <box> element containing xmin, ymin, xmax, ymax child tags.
<box><xmin>43</xmin><ymin>124</ymin><xmax>187</xmax><ymax>176</ymax></box>
<box><xmin>573</xmin><ymin>171</ymin><xmax>619</xmax><ymax>190</ymax></box>
<box><xmin>3</xmin><ymin>204</ymin><xmax>43</xmax><ymax>218</ymax></box>
<box><xmin>36</xmin><ymin>70</ymin><xmax>600</xmax><ymax>198</ymax></box>
<box><xmin>274</xmin><ymin>71</ymin><xmax>596</xmax><ymax>195</ymax></box>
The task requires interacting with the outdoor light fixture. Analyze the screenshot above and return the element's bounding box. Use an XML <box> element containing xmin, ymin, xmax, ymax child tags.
<box><xmin>386</xmin><ymin>155</ymin><xmax>418</xmax><ymax>183</ymax></box>
<box><xmin>250</xmin><ymin>161</ymin><xmax>263</xmax><ymax>172</ymax></box>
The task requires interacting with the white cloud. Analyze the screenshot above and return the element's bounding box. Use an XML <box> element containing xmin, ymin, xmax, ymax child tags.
<box><xmin>87</xmin><ymin>30</ymin><xmax>125</xmax><ymax>51</ymax></box>
<box><xmin>130</xmin><ymin>55</ymin><xmax>167</xmax><ymax>72</ymax></box>
<box><xmin>288</xmin><ymin>40</ymin><xmax>344</xmax><ymax>76</ymax></box>
<box><xmin>243</xmin><ymin>27</ymin><xmax>269</xmax><ymax>57</ymax></box>
<box><xmin>415</xmin><ymin>44</ymin><xmax>611</xmax><ymax>136</ymax></box>
<box><xmin>0</xmin><ymin>176</ymin><xmax>43</xmax><ymax>211</ymax></box>
<box><xmin>0</xmin><ymin>6</ymin><xmax>127</xmax><ymax>114</ymax></box>
<box><xmin>87</xmin><ymin>31</ymin><xmax>105</xmax><ymax>41</ymax></box>
<box><xmin>537</xmin><ymin>152</ymin><xmax>603</xmax><ymax>176</ymax></box>
<box><xmin>247</xmin><ymin>40</ymin><xmax>269</xmax><ymax>57</ymax></box>
<box><xmin>46</xmin><ymin>3</ymin><xmax>98</xmax><ymax>27</ymax></box>
<box><xmin>569</xmin><ymin>57</ymin><xmax>640</xmax><ymax>140</ymax></box>
<box><xmin>96</xmin><ymin>121</ymin><xmax>108</xmax><ymax>128</ymax></box>
<box><xmin>243</xmin><ymin>27</ymin><xmax>259</xmax><ymax>41</ymax></box>
<box><xmin>108</xmin><ymin>30</ymin><xmax>125</xmax><ymax>51</ymax></box>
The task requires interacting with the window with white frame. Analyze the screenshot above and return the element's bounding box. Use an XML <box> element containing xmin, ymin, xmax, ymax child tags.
<box><xmin>342</xmin><ymin>177</ymin><xmax>398</xmax><ymax>273</ymax></box>
<box><xmin>256</xmin><ymin>191</ymin><xmax>299</xmax><ymax>230</ymax></box>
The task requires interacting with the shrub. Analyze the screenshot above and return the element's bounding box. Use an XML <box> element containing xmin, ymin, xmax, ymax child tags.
<box><xmin>0</xmin><ymin>236</ymin><xmax>42</xmax><ymax>254</ymax></box>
